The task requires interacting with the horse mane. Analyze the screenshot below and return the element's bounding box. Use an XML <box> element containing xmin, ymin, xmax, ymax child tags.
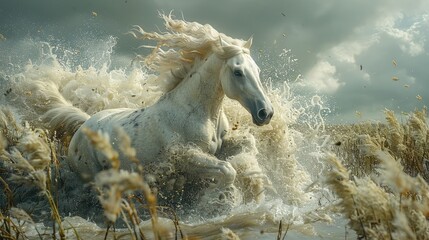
<box><xmin>131</xmin><ymin>13</ymin><xmax>250</xmax><ymax>92</ymax></box>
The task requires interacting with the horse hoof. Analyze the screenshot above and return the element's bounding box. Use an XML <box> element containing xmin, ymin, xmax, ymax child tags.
<box><xmin>218</xmin><ymin>161</ymin><xmax>236</xmax><ymax>185</ymax></box>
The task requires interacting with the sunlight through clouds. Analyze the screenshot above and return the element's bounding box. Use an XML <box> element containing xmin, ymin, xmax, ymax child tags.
<box><xmin>378</xmin><ymin>13</ymin><xmax>428</xmax><ymax>57</ymax></box>
<box><xmin>296</xmin><ymin>9</ymin><xmax>429</xmax><ymax>122</ymax></box>
<box><xmin>303</xmin><ymin>61</ymin><xmax>343</xmax><ymax>94</ymax></box>
<box><xmin>328</xmin><ymin>36</ymin><xmax>379</xmax><ymax>64</ymax></box>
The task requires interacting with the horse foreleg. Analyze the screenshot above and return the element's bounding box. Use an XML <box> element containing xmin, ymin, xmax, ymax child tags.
<box><xmin>171</xmin><ymin>147</ymin><xmax>236</xmax><ymax>187</ymax></box>
<box><xmin>228</xmin><ymin>152</ymin><xmax>266</xmax><ymax>203</ymax></box>
<box><xmin>216</xmin><ymin>132</ymin><xmax>267</xmax><ymax>203</ymax></box>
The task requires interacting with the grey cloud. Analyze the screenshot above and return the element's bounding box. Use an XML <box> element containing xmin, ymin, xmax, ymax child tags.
<box><xmin>1</xmin><ymin>0</ymin><xmax>428</xmax><ymax>123</ymax></box>
<box><xmin>321</xmin><ymin>21</ymin><xmax>429</xmax><ymax>122</ymax></box>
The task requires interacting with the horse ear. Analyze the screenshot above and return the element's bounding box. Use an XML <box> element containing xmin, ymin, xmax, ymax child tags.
<box><xmin>243</xmin><ymin>36</ymin><xmax>253</xmax><ymax>49</ymax></box>
<box><xmin>219</xmin><ymin>36</ymin><xmax>230</xmax><ymax>47</ymax></box>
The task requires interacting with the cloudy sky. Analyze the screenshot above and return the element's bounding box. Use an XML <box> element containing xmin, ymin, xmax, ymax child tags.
<box><xmin>1</xmin><ymin>0</ymin><xmax>428</xmax><ymax>123</ymax></box>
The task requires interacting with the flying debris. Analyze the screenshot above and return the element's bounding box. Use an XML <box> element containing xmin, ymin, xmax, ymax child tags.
<box><xmin>91</xmin><ymin>11</ymin><xmax>98</xmax><ymax>17</ymax></box>
<box><xmin>360</xmin><ymin>65</ymin><xmax>362</xmax><ymax>70</ymax></box>
<box><xmin>391</xmin><ymin>76</ymin><xmax>399</xmax><ymax>81</ymax></box>
<box><xmin>281</xmin><ymin>12</ymin><xmax>286</xmax><ymax>17</ymax></box>
<box><xmin>403</xmin><ymin>84</ymin><xmax>410</xmax><ymax>88</ymax></box>
<box><xmin>392</xmin><ymin>59</ymin><xmax>397</xmax><ymax>67</ymax></box>
<box><xmin>4</xmin><ymin>88</ymin><xmax>12</xmax><ymax>96</ymax></box>
<box><xmin>416</xmin><ymin>95</ymin><xmax>423</xmax><ymax>101</ymax></box>
<box><xmin>355</xmin><ymin>111</ymin><xmax>362</xmax><ymax>118</ymax></box>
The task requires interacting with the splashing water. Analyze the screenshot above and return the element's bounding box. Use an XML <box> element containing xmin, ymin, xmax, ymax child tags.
<box><xmin>0</xmin><ymin>36</ymin><xmax>353</xmax><ymax>239</ymax></box>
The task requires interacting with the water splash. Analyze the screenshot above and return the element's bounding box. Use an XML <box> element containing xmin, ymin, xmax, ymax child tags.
<box><xmin>0</xmin><ymin>37</ymin><xmax>342</xmax><ymax>238</ymax></box>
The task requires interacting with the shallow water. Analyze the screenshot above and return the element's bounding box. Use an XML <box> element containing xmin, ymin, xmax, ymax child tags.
<box><xmin>0</xmin><ymin>34</ymin><xmax>356</xmax><ymax>239</ymax></box>
<box><xmin>17</xmin><ymin>207</ymin><xmax>355</xmax><ymax>239</ymax></box>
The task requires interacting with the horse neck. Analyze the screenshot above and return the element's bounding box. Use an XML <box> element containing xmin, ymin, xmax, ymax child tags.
<box><xmin>169</xmin><ymin>54</ymin><xmax>224</xmax><ymax>120</ymax></box>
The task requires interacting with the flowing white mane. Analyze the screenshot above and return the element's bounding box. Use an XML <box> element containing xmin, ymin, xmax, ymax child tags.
<box><xmin>131</xmin><ymin>13</ymin><xmax>251</xmax><ymax>91</ymax></box>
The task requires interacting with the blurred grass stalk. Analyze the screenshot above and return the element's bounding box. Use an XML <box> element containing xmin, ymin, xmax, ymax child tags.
<box><xmin>0</xmin><ymin>107</ymin><xmax>65</xmax><ymax>239</ymax></box>
<box><xmin>82</xmin><ymin>126</ymin><xmax>165</xmax><ymax>239</ymax></box>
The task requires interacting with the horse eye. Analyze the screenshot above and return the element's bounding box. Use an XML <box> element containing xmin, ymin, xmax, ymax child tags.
<box><xmin>233</xmin><ymin>70</ymin><xmax>243</xmax><ymax>77</ymax></box>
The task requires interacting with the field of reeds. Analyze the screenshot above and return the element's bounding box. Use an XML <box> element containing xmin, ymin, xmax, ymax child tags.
<box><xmin>1</xmin><ymin>106</ymin><xmax>428</xmax><ymax>239</ymax></box>
<box><xmin>324</xmin><ymin>107</ymin><xmax>429</xmax><ymax>239</ymax></box>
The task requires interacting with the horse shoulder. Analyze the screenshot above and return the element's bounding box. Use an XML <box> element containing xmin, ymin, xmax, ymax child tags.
<box><xmin>120</xmin><ymin>105</ymin><xmax>179</xmax><ymax>161</ymax></box>
<box><xmin>173</xmin><ymin>114</ymin><xmax>225</xmax><ymax>155</ymax></box>
<box><xmin>217</xmin><ymin>109</ymin><xmax>229</xmax><ymax>141</ymax></box>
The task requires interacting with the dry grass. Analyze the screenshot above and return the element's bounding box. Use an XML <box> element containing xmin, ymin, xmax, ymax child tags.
<box><xmin>82</xmin><ymin>127</ymin><xmax>167</xmax><ymax>239</ymax></box>
<box><xmin>2</xmin><ymin>104</ymin><xmax>429</xmax><ymax>239</ymax></box>
<box><xmin>0</xmin><ymin>108</ymin><xmax>191</xmax><ymax>239</ymax></box>
<box><xmin>0</xmin><ymin>107</ymin><xmax>65</xmax><ymax>239</ymax></box>
<box><xmin>327</xmin><ymin>108</ymin><xmax>429</xmax><ymax>180</ymax></box>
<box><xmin>324</xmin><ymin>107</ymin><xmax>429</xmax><ymax>239</ymax></box>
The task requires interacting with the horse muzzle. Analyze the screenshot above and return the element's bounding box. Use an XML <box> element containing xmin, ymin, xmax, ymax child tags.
<box><xmin>252</xmin><ymin>107</ymin><xmax>274</xmax><ymax>126</ymax></box>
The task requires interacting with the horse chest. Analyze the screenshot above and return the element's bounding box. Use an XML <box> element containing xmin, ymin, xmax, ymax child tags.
<box><xmin>182</xmin><ymin>122</ymin><xmax>217</xmax><ymax>154</ymax></box>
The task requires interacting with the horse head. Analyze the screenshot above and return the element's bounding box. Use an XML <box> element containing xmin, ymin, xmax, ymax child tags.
<box><xmin>219</xmin><ymin>37</ymin><xmax>274</xmax><ymax>126</ymax></box>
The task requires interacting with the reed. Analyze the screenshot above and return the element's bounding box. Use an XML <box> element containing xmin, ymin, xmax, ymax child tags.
<box><xmin>0</xmin><ymin>107</ymin><xmax>189</xmax><ymax>239</ymax></box>
<box><xmin>324</xmin><ymin>107</ymin><xmax>429</xmax><ymax>239</ymax></box>
<box><xmin>2</xmin><ymin>104</ymin><xmax>428</xmax><ymax>239</ymax></box>
<box><xmin>327</xmin><ymin>108</ymin><xmax>429</xmax><ymax>179</ymax></box>
<box><xmin>82</xmin><ymin>126</ymin><xmax>182</xmax><ymax>239</ymax></box>
<box><xmin>0</xmin><ymin>107</ymin><xmax>65</xmax><ymax>239</ymax></box>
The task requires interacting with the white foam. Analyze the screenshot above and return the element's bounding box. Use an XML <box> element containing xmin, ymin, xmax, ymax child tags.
<box><xmin>0</xmin><ymin>37</ymin><xmax>339</xmax><ymax>237</ymax></box>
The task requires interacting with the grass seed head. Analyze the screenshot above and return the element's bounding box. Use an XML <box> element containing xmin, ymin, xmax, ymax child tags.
<box><xmin>82</xmin><ymin>127</ymin><xmax>120</xmax><ymax>169</ymax></box>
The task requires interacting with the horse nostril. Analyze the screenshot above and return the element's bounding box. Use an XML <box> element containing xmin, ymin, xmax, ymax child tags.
<box><xmin>257</xmin><ymin>109</ymin><xmax>268</xmax><ymax>120</ymax></box>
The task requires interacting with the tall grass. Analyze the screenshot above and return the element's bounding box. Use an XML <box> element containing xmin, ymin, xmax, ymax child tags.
<box><xmin>0</xmin><ymin>103</ymin><xmax>247</xmax><ymax>239</ymax></box>
<box><xmin>0</xmin><ymin>108</ymin><xmax>186</xmax><ymax>239</ymax></box>
<box><xmin>0</xmin><ymin>107</ymin><xmax>65</xmax><ymax>239</ymax></box>
<box><xmin>82</xmin><ymin>126</ymin><xmax>167</xmax><ymax>239</ymax></box>
<box><xmin>324</xmin><ymin>108</ymin><xmax>429</xmax><ymax>239</ymax></box>
<box><xmin>2</xmin><ymin>105</ymin><xmax>429</xmax><ymax>239</ymax></box>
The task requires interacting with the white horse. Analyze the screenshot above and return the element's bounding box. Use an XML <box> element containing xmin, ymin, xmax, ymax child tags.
<box><xmin>29</xmin><ymin>15</ymin><xmax>273</xmax><ymax>197</ymax></box>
